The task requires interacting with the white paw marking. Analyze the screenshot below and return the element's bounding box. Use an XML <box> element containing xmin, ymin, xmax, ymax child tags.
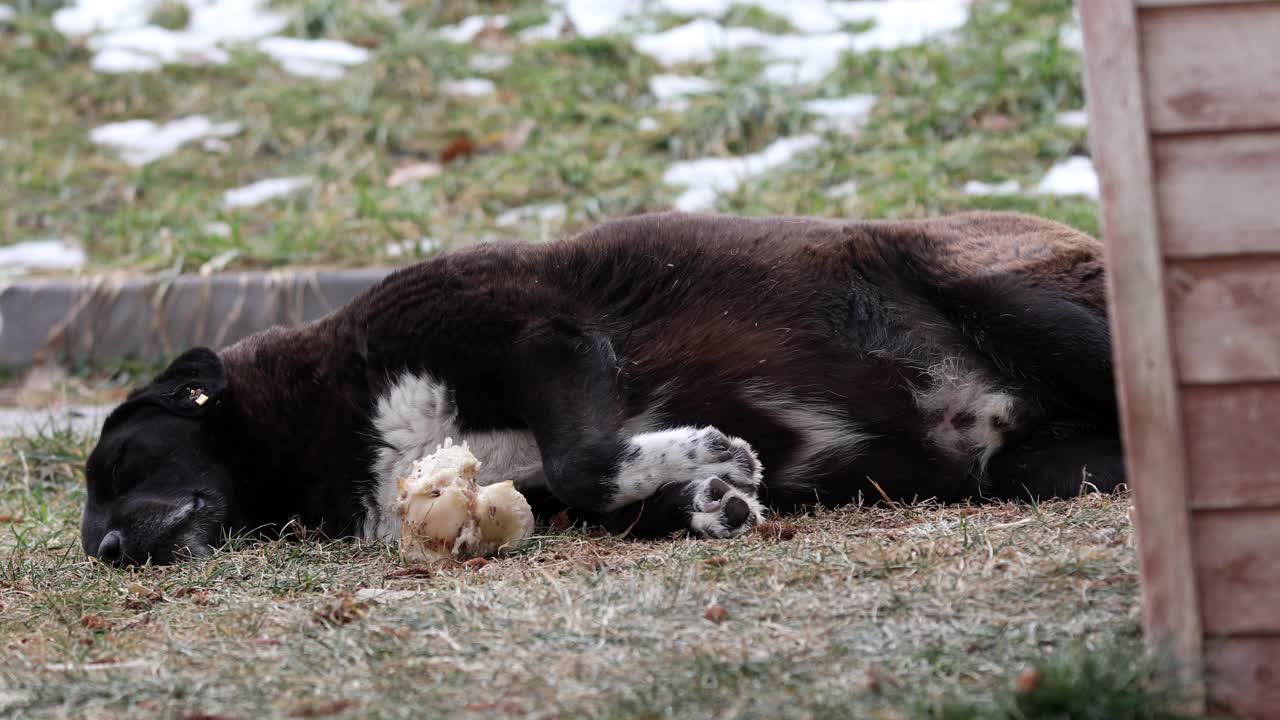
<box><xmin>608</xmin><ymin>426</ymin><xmax>763</xmax><ymax>510</ymax></box>
<box><xmin>689</xmin><ymin>475</ymin><xmax>767</xmax><ymax>538</ymax></box>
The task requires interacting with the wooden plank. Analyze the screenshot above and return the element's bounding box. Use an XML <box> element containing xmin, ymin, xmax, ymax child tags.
<box><xmin>1205</xmin><ymin>637</ymin><xmax>1280</xmax><ymax>720</ymax></box>
<box><xmin>1155</xmin><ymin>132</ymin><xmax>1280</xmax><ymax>258</ymax></box>
<box><xmin>1196</xmin><ymin>509</ymin><xmax>1280</xmax><ymax>635</ymax></box>
<box><xmin>1079</xmin><ymin>0</ymin><xmax>1204</xmax><ymax>701</ymax></box>
<box><xmin>1167</xmin><ymin>258</ymin><xmax>1280</xmax><ymax>383</ymax></box>
<box><xmin>1183</xmin><ymin>385</ymin><xmax>1280</xmax><ymax>510</ymax></box>
<box><xmin>1141</xmin><ymin>2</ymin><xmax>1280</xmax><ymax>133</ymax></box>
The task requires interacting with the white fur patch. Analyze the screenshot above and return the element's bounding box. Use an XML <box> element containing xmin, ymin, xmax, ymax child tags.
<box><xmin>740</xmin><ymin>381</ymin><xmax>870</xmax><ymax>488</ymax></box>
<box><xmin>608</xmin><ymin>426</ymin><xmax>763</xmax><ymax>510</ymax></box>
<box><xmin>913</xmin><ymin>358</ymin><xmax>1020</xmax><ymax>469</ymax></box>
<box><xmin>365</xmin><ymin>373</ymin><xmax>542</xmax><ymax>541</ymax></box>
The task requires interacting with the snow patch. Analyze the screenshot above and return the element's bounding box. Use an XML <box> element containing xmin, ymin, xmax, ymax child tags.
<box><xmin>1035</xmin><ymin>156</ymin><xmax>1098</xmax><ymax>199</ymax></box>
<box><xmin>257</xmin><ymin>37</ymin><xmax>371</xmax><ymax>80</ymax></box>
<box><xmin>518</xmin><ymin>12</ymin><xmax>567</xmax><ymax>41</ymax></box>
<box><xmin>0</xmin><ymin>239</ymin><xmax>87</xmax><ymax>273</ymax></box>
<box><xmin>663</xmin><ymin>135</ymin><xmax>820</xmax><ymax>212</ymax></box>
<box><xmin>1056</xmin><ymin>109</ymin><xmax>1089</xmax><ymax>129</ymax></box>
<box><xmin>441</xmin><ymin>78</ymin><xmax>496</xmax><ymax>97</ymax></box>
<box><xmin>54</xmin><ymin>1</ymin><xmax>372</xmax><ymax>79</ymax></box>
<box><xmin>964</xmin><ymin>179</ymin><xmax>1021</xmax><ymax>196</ymax></box>
<box><xmin>438</xmin><ymin>14</ymin><xmax>508</xmax><ymax>43</ymax></box>
<box><xmin>636</xmin><ymin>3</ymin><xmax>965</xmax><ymax>85</ymax></box>
<box><xmin>0</xmin><ymin>5</ymin><xmax>16</xmax><ymax>24</ymax></box>
<box><xmin>469</xmin><ymin>53</ymin><xmax>512</xmax><ymax>72</ymax></box>
<box><xmin>386</xmin><ymin>237</ymin><xmax>441</xmax><ymax>258</ymax></box>
<box><xmin>650</xmin><ymin>74</ymin><xmax>718</xmax><ymax>110</ymax></box>
<box><xmin>823</xmin><ymin>179</ymin><xmax>858</xmax><ymax>199</ymax></box>
<box><xmin>90</xmin><ymin>115</ymin><xmax>242</xmax><ymax>166</ymax></box>
<box><xmin>563</xmin><ymin>0</ymin><xmax>631</xmax><ymax>38</ymax></box>
<box><xmin>804</xmin><ymin>94</ymin><xmax>876</xmax><ymax>132</ymax></box>
<box><xmin>223</xmin><ymin>176</ymin><xmax>313</xmax><ymax>209</ymax></box>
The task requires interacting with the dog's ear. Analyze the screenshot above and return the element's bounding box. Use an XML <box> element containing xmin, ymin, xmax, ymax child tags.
<box><xmin>129</xmin><ymin>347</ymin><xmax>230</xmax><ymax>418</ymax></box>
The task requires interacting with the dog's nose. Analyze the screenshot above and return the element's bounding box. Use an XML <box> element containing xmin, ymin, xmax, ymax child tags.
<box><xmin>96</xmin><ymin>531</ymin><xmax>125</xmax><ymax>566</ymax></box>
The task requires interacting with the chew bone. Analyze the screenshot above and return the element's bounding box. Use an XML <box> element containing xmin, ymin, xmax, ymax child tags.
<box><xmin>396</xmin><ymin>438</ymin><xmax>535</xmax><ymax>563</ymax></box>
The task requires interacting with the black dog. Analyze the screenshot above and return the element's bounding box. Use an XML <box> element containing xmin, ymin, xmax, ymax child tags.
<box><xmin>80</xmin><ymin>211</ymin><xmax>1124</xmax><ymax>566</ymax></box>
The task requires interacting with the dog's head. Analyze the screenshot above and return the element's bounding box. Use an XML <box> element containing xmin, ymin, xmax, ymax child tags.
<box><xmin>82</xmin><ymin>348</ymin><xmax>239</xmax><ymax>566</ymax></box>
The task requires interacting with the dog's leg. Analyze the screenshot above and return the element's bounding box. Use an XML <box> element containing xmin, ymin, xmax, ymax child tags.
<box><xmin>982</xmin><ymin>419</ymin><xmax>1126</xmax><ymax>501</ymax></box>
<box><xmin>514</xmin><ymin>330</ymin><xmax>765</xmax><ymax>538</ymax></box>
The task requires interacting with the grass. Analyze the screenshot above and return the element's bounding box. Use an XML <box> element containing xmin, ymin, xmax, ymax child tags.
<box><xmin>1</xmin><ymin>0</ymin><xmax>1097</xmax><ymax>275</ymax></box>
<box><xmin>0</xmin><ymin>426</ymin><xmax>1213</xmax><ymax>719</ymax></box>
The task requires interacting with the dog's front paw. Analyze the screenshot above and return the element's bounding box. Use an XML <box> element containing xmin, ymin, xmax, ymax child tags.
<box><xmin>689</xmin><ymin>475</ymin><xmax>766</xmax><ymax>539</ymax></box>
<box><xmin>685</xmin><ymin>427</ymin><xmax>763</xmax><ymax>492</ymax></box>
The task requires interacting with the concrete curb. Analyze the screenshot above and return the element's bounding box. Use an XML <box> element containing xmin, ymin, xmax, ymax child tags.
<box><xmin>0</xmin><ymin>268</ymin><xmax>391</xmax><ymax>368</ymax></box>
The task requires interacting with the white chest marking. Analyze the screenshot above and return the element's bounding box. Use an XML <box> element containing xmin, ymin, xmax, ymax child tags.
<box><xmin>365</xmin><ymin>373</ymin><xmax>543</xmax><ymax>541</ymax></box>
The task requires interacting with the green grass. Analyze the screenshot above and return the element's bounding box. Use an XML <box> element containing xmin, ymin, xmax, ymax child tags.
<box><xmin>0</xmin><ymin>426</ymin><xmax>1212</xmax><ymax>719</ymax></box>
<box><xmin>1</xmin><ymin>0</ymin><xmax>1097</xmax><ymax>275</ymax></box>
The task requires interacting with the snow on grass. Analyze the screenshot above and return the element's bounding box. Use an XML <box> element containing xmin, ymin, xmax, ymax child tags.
<box><xmin>441</xmin><ymin>78</ymin><xmax>496</xmax><ymax>97</ymax></box>
<box><xmin>385</xmin><ymin>237</ymin><xmax>441</xmax><ymax>258</ymax></box>
<box><xmin>561</xmin><ymin>0</ymin><xmax>636</xmax><ymax>38</ymax></box>
<box><xmin>0</xmin><ymin>4</ymin><xmax>14</xmax><ymax>24</ymax></box>
<box><xmin>89</xmin><ymin>116</ymin><xmax>242</xmax><ymax>166</ymax></box>
<box><xmin>518</xmin><ymin>12</ymin><xmax>567</xmax><ymax>41</ymax></box>
<box><xmin>663</xmin><ymin>135</ymin><xmax>820</xmax><ymax>211</ymax></box>
<box><xmin>1057</xmin><ymin>109</ymin><xmax>1089</xmax><ymax>129</ymax></box>
<box><xmin>636</xmin><ymin>2</ymin><xmax>966</xmax><ymax>85</ymax></box>
<box><xmin>804</xmin><ymin>94</ymin><xmax>877</xmax><ymax>132</ymax></box>
<box><xmin>1035</xmin><ymin>156</ymin><xmax>1098</xmax><ymax>199</ymax></box>
<box><xmin>823</xmin><ymin>179</ymin><xmax>858</xmax><ymax>199</ymax></box>
<box><xmin>58</xmin><ymin>0</ymin><xmax>289</xmax><ymax>73</ymax></box>
<box><xmin>51</xmin><ymin>0</ymin><xmax>154</xmax><ymax>36</ymax></box>
<box><xmin>964</xmin><ymin>179</ymin><xmax>1021</xmax><ymax>196</ymax></box>
<box><xmin>469</xmin><ymin>53</ymin><xmax>512</xmax><ymax>73</ymax></box>
<box><xmin>650</xmin><ymin>74</ymin><xmax>718</xmax><ymax>110</ymax></box>
<box><xmin>438</xmin><ymin>14</ymin><xmax>508</xmax><ymax>43</ymax></box>
<box><xmin>257</xmin><ymin>36</ymin><xmax>371</xmax><ymax>80</ymax></box>
<box><xmin>964</xmin><ymin>157</ymin><xmax>1100</xmax><ymax>200</ymax></box>
<box><xmin>0</xmin><ymin>239</ymin><xmax>87</xmax><ymax>274</ymax></box>
<box><xmin>222</xmin><ymin>176</ymin><xmax>313</xmax><ymax>209</ymax></box>
<box><xmin>53</xmin><ymin>0</ymin><xmax>377</xmax><ymax>78</ymax></box>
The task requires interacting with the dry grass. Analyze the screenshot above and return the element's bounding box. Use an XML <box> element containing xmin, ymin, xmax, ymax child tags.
<box><xmin>0</xmin><ymin>427</ymin><xmax>1205</xmax><ymax>719</ymax></box>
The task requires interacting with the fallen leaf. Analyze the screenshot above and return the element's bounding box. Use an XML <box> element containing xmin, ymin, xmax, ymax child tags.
<box><xmin>462</xmin><ymin>557</ymin><xmax>489</xmax><ymax>570</ymax></box>
<box><xmin>704</xmin><ymin>604</ymin><xmax>729</xmax><ymax>624</ymax></box>
<box><xmin>753</xmin><ymin>521</ymin><xmax>798</xmax><ymax>541</ymax></box>
<box><xmin>702</xmin><ymin>556</ymin><xmax>729</xmax><ymax>567</ymax></box>
<box><xmin>124</xmin><ymin>583</ymin><xmax>164</xmax><ymax>610</ymax></box>
<box><xmin>386</xmin><ymin>161</ymin><xmax>443</xmax><ymax>188</ymax></box>
<box><xmin>440</xmin><ymin>135</ymin><xmax>477</xmax><ymax>164</ymax></box>
<box><xmin>1015</xmin><ymin>667</ymin><xmax>1043</xmax><ymax>694</ymax></box>
<box><xmin>80</xmin><ymin>614</ymin><xmax>111</xmax><ymax>631</ymax></box>
<box><xmin>0</xmin><ymin>515</ymin><xmax>21</xmax><ymax>524</ymax></box>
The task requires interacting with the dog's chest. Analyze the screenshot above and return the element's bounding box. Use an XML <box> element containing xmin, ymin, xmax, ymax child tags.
<box><xmin>362</xmin><ymin>372</ymin><xmax>544</xmax><ymax>541</ymax></box>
